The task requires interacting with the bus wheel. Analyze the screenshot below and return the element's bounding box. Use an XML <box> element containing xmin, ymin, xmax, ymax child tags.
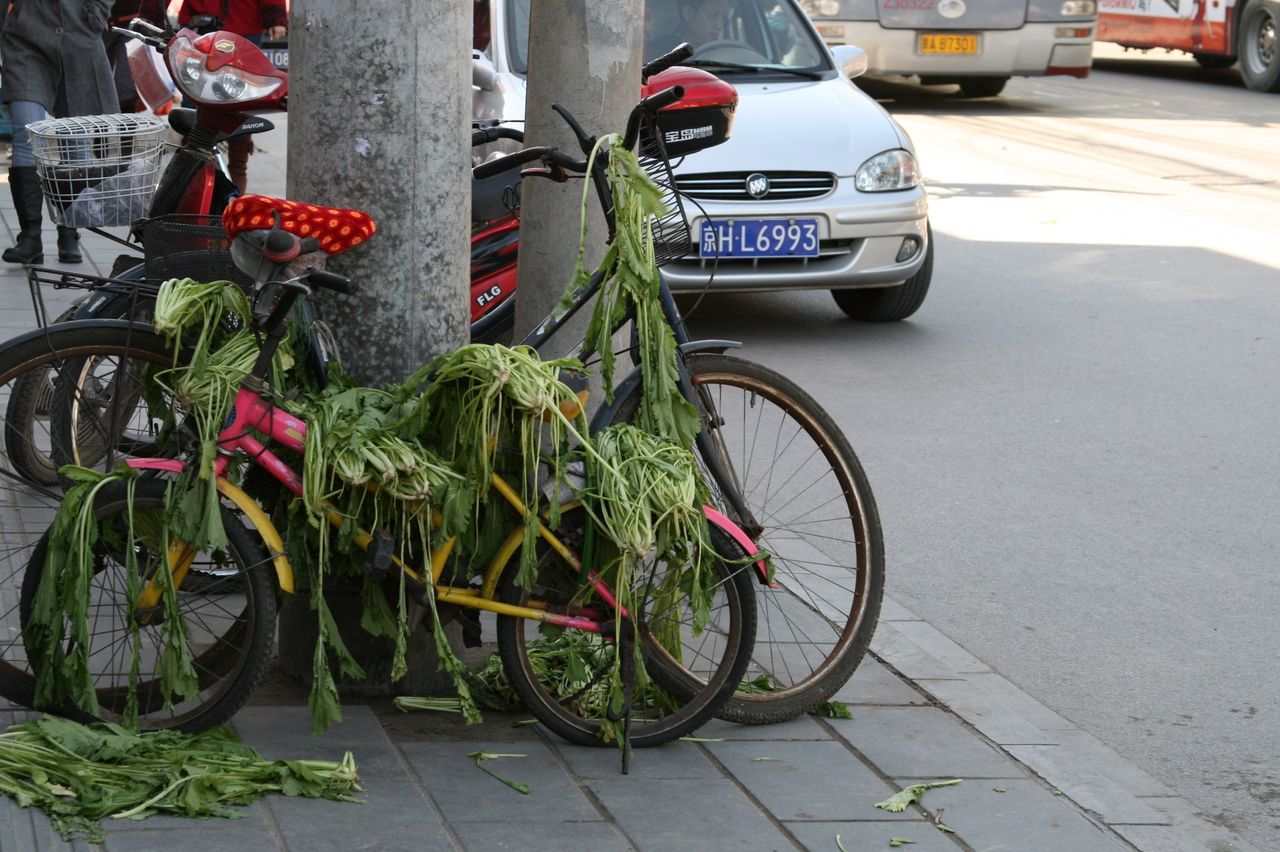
<box><xmin>1238</xmin><ymin>1</ymin><xmax>1280</xmax><ymax>92</ymax></box>
<box><xmin>956</xmin><ymin>76</ymin><xmax>1008</xmax><ymax>98</ymax></box>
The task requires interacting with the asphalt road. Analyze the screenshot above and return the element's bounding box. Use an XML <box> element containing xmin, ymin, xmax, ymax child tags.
<box><xmin>681</xmin><ymin>43</ymin><xmax>1280</xmax><ymax>849</ymax></box>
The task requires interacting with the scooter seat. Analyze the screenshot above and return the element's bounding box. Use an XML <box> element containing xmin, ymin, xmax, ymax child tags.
<box><xmin>223</xmin><ymin>195</ymin><xmax>376</xmax><ymax>255</ymax></box>
<box><xmin>168</xmin><ymin>109</ymin><xmax>275</xmax><ymax>142</ymax></box>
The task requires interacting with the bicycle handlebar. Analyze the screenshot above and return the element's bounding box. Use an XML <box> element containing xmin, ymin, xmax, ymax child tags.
<box><xmin>470</xmin><ymin>85</ymin><xmax>684</xmax><ymax>182</ymax></box>
<box><xmin>641</xmin><ymin>43</ymin><xmax>693</xmax><ymax>82</ymax></box>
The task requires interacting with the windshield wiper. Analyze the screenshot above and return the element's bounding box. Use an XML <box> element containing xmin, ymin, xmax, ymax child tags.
<box><xmin>683</xmin><ymin>58</ymin><xmax>822</xmax><ymax>80</ymax></box>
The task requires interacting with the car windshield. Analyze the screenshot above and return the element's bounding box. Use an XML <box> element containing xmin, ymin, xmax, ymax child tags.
<box><xmin>502</xmin><ymin>0</ymin><xmax>829</xmax><ymax>76</ymax></box>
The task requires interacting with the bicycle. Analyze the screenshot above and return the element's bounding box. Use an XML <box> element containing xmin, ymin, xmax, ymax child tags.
<box><xmin>4</xmin><ymin>84</ymin><xmax>764</xmax><ymax>749</ymax></box>
<box><xmin>0</xmin><ymin>48</ymin><xmax>883</xmax><ymax>727</ymax></box>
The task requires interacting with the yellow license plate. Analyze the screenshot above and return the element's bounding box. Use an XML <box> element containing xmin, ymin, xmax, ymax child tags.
<box><xmin>918</xmin><ymin>33</ymin><xmax>979</xmax><ymax>54</ymax></box>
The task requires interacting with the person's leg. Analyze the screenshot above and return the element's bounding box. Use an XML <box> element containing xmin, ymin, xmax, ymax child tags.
<box><xmin>51</xmin><ymin>82</ymin><xmax>81</xmax><ymax>263</ymax></box>
<box><xmin>4</xmin><ymin>100</ymin><xmax>49</xmax><ymax>264</ymax></box>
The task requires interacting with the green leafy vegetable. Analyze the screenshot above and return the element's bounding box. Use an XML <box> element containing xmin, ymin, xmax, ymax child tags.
<box><xmin>0</xmin><ymin>716</ymin><xmax>360</xmax><ymax>842</ymax></box>
<box><xmin>809</xmin><ymin>700</ymin><xmax>853</xmax><ymax>720</ymax></box>
<box><xmin>466</xmin><ymin>751</ymin><xmax>531</xmax><ymax>795</ymax></box>
<box><xmin>874</xmin><ymin>778</ymin><xmax>963</xmax><ymax>813</ymax></box>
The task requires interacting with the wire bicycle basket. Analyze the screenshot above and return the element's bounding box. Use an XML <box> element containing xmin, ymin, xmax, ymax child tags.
<box><xmin>142</xmin><ymin>214</ymin><xmax>252</xmax><ymax>288</ymax></box>
<box><xmin>636</xmin><ymin>118</ymin><xmax>694</xmax><ymax>267</ymax></box>
<box><xmin>28</xmin><ymin>114</ymin><xmax>169</xmax><ymax>229</ymax></box>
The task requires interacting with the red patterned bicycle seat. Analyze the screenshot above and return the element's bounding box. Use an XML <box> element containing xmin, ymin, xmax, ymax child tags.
<box><xmin>222</xmin><ymin>195</ymin><xmax>377</xmax><ymax>255</ymax></box>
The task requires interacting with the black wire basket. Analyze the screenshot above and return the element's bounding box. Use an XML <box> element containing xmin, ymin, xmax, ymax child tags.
<box><xmin>636</xmin><ymin>117</ymin><xmax>693</xmax><ymax>267</ymax></box>
<box><xmin>141</xmin><ymin>214</ymin><xmax>252</xmax><ymax>288</ymax></box>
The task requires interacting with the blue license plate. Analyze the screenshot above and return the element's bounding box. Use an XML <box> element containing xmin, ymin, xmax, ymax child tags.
<box><xmin>699</xmin><ymin>218</ymin><xmax>820</xmax><ymax>259</ymax></box>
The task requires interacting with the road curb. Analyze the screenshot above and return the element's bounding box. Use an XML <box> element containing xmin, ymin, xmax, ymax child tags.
<box><xmin>871</xmin><ymin>594</ymin><xmax>1259</xmax><ymax>852</ymax></box>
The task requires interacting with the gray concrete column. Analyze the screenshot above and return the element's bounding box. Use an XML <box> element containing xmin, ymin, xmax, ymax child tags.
<box><xmin>512</xmin><ymin>0</ymin><xmax>644</xmax><ymax>352</ymax></box>
<box><xmin>287</xmin><ymin>0</ymin><xmax>470</xmax><ymax>385</ymax></box>
<box><xmin>280</xmin><ymin>0</ymin><xmax>471</xmax><ymax>696</ymax></box>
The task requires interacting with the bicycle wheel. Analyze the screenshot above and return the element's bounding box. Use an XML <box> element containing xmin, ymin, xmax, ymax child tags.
<box><xmin>0</xmin><ymin>321</ymin><xmax>182</xmax><ymax>707</ymax></box>
<box><xmin>19</xmin><ymin>478</ymin><xmax>277</xmax><ymax>731</ymax></box>
<box><xmin>3</xmin><ymin>288</ymin><xmax>156</xmax><ymax>487</ymax></box>
<box><xmin>609</xmin><ymin>352</ymin><xmax>885</xmax><ymax>724</ymax></box>
<box><xmin>495</xmin><ymin>511</ymin><xmax>756</xmax><ymax>748</ymax></box>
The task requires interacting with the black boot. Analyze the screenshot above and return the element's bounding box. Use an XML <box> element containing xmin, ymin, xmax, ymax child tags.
<box><xmin>56</xmin><ymin>226</ymin><xmax>81</xmax><ymax>264</ymax></box>
<box><xmin>3</xmin><ymin>166</ymin><xmax>44</xmax><ymax>265</ymax></box>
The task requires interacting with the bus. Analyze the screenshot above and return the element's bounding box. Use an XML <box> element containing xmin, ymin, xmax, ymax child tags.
<box><xmin>798</xmin><ymin>0</ymin><xmax>1099</xmax><ymax>98</ymax></box>
<box><xmin>1096</xmin><ymin>0</ymin><xmax>1280</xmax><ymax>93</ymax></box>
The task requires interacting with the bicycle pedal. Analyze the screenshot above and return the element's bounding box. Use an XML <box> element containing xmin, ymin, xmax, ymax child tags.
<box><xmin>363</xmin><ymin>528</ymin><xmax>395</xmax><ymax>578</ymax></box>
<box><xmin>458</xmin><ymin>607</ymin><xmax>483</xmax><ymax>647</ymax></box>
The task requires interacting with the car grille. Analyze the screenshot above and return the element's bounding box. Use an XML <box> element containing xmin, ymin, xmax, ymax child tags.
<box><xmin>675</xmin><ymin>171</ymin><xmax>836</xmax><ymax>202</ymax></box>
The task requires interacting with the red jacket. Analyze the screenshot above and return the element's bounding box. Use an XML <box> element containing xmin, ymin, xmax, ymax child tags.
<box><xmin>139</xmin><ymin>0</ymin><xmax>286</xmax><ymax>37</ymax></box>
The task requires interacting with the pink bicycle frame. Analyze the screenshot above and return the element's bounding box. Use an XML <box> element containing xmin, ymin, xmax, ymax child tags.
<box><xmin>128</xmin><ymin>383</ymin><xmax>769</xmax><ymax>630</ymax></box>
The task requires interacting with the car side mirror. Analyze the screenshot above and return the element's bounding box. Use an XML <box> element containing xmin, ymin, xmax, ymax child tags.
<box><xmin>830</xmin><ymin>44</ymin><xmax>868</xmax><ymax>79</ymax></box>
<box><xmin>472</xmin><ymin>50</ymin><xmax>497</xmax><ymax>91</ymax></box>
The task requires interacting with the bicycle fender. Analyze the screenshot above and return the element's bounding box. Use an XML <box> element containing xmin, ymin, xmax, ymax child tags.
<box><xmin>678</xmin><ymin>339</ymin><xmax>741</xmax><ymax>355</ymax></box>
<box><xmin>702</xmin><ymin>504</ymin><xmax>770</xmax><ymax>585</ymax></box>
<box><xmin>123</xmin><ymin>459</ymin><xmax>295</xmax><ymax>594</ymax></box>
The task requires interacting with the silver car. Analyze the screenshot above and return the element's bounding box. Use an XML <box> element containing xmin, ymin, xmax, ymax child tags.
<box><xmin>475</xmin><ymin>0</ymin><xmax>932</xmax><ymax>321</ymax></box>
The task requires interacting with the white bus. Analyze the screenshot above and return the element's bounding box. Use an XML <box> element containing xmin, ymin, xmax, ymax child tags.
<box><xmin>1096</xmin><ymin>0</ymin><xmax>1280</xmax><ymax>93</ymax></box>
<box><xmin>798</xmin><ymin>0</ymin><xmax>1098</xmax><ymax>97</ymax></box>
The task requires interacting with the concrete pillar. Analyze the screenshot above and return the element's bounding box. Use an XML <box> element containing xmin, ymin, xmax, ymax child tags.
<box><xmin>287</xmin><ymin>0</ymin><xmax>470</xmax><ymax>384</ymax></box>
<box><xmin>281</xmin><ymin>0</ymin><xmax>471</xmax><ymax>695</ymax></box>
<box><xmin>512</xmin><ymin>0</ymin><xmax>644</xmax><ymax>352</ymax></box>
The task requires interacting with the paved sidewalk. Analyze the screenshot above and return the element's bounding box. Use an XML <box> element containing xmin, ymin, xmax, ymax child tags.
<box><xmin>0</xmin><ymin>122</ymin><xmax>1258</xmax><ymax>852</ymax></box>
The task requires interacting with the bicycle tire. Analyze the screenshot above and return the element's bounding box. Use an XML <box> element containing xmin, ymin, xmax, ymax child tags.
<box><xmin>609</xmin><ymin>353</ymin><xmax>885</xmax><ymax>724</ymax></box>
<box><xmin>19</xmin><ymin>478</ymin><xmax>277</xmax><ymax>731</ymax></box>
<box><xmin>495</xmin><ymin>511</ymin><xmax>756</xmax><ymax>748</ymax></box>
<box><xmin>3</xmin><ymin>305</ymin><xmax>85</xmax><ymax>487</ymax></box>
<box><xmin>0</xmin><ymin>322</ymin><xmax>182</xmax><ymax>707</ymax></box>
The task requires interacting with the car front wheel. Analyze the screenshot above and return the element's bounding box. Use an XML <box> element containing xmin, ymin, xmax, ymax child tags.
<box><xmin>1239</xmin><ymin>0</ymin><xmax>1280</xmax><ymax>92</ymax></box>
<box><xmin>831</xmin><ymin>227</ymin><xmax>934</xmax><ymax>322</ymax></box>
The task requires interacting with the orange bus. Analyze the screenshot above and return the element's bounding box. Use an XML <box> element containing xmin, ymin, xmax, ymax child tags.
<box><xmin>1096</xmin><ymin>0</ymin><xmax>1280</xmax><ymax>92</ymax></box>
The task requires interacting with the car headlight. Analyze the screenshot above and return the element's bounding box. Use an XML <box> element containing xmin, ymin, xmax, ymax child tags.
<box><xmin>855</xmin><ymin>150</ymin><xmax>919</xmax><ymax>192</ymax></box>
<box><xmin>796</xmin><ymin>0</ymin><xmax>842</xmax><ymax>17</ymax></box>
<box><xmin>1060</xmin><ymin>0</ymin><xmax>1096</xmax><ymax>15</ymax></box>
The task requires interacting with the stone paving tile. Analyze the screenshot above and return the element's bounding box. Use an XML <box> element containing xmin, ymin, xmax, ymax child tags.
<box><xmin>877</xmin><ymin>597</ymin><xmax>920</xmax><ymax>622</ymax></box>
<box><xmin>0</xmin><ymin>796</ymin><xmax>81</xmax><ymax>852</ymax></box>
<box><xmin>268</xmin><ymin>778</ymin><xmax>451</xmax><ymax>851</ymax></box>
<box><xmin>1112</xmin><ymin>797</ymin><xmax>1262</xmax><ymax>852</ymax></box>
<box><xmin>833</xmin><ymin>655</ymin><xmax>929</xmax><ymax>706</ymax></box>
<box><xmin>1033</xmin><ymin>729</ymin><xmax>1177</xmax><ymax>797</ymax></box>
<box><xmin>553</xmin><ymin>738</ymin><xmax>721</xmax><ymax>779</ymax></box>
<box><xmin>103</xmin><ymin>825</ymin><xmax>277</xmax><ymax>852</ymax></box>
<box><xmin>827</xmin><ymin>706</ymin><xmax>1024</xmax><ymax>779</ymax></box>
<box><xmin>876</xmin><ymin>620</ymin><xmax>991</xmax><ymax>676</ymax></box>
<box><xmin>784</xmin><ymin>820</ymin><xmax>958</xmax><ymax>852</ymax></box>
<box><xmin>586</xmin><ymin>776</ymin><xmax>794</xmax><ymax>851</ymax></box>
<box><xmin>231</xmin><ymin>704</ymin><xmax>407</xmax><ymax>780</ymax></box>
<box><xmin>696</xmin><ymin>713</ymin><xmax>832</xmax><ymax>741</ymax></box>
<box><xmin>917</xmin><ymin>777</ymin><xmax>1133</xmax><ymax>852</ymax></box>
<box><xmin>915</xmin><ymin>674</ymin><xmax>1062</xmax><ymax>746</ymax></box>
<box><xmin>1004</xmin><ymin>742</ymin><xmax>1168</xmax><ymax>826</ymax></box>
<box><xmin>450</xmin><ymin>820</ymin><xmax>627</xmax><ymax>851</ymax></box>
<box><xmin>399</xmin><ymin>739</ymin><xmax>600</xmax><ymax>825</ymax></box>
<box><xmin>703</xmin><ymin>740</ymin><xmax>915</xmax><ymax>822</ymax></box>
<box><xmin>869</xmin><ymin>623</ymin><xmax>966</xmax><ymax>682</ymax></box>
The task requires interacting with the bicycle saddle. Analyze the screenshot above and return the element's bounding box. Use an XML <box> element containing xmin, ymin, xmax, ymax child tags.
<box><xmin>223</xmin><ymin>195</ymin><xmax>377</xmax><ymax>255</ymax></box>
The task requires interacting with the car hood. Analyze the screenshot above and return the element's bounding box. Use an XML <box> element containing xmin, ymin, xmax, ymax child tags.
<box><xmin>487</xmin><ymin>74</ymin><xmax>910</xmax><ymax>179</ymax></box>
<box><xmin>675</xmin><ymin>77</ymin><xmax>908</xmax><ymax>178</ymax></box>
